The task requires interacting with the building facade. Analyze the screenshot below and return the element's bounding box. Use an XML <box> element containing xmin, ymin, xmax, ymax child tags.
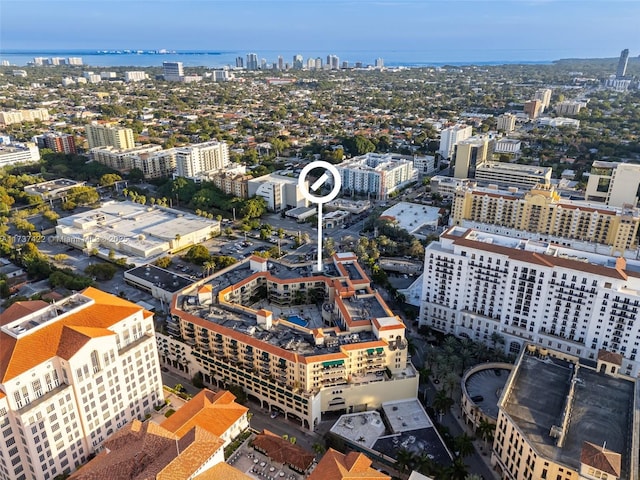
<box><xmin>474</xmin><ymin>162</ymin><xmax>552</xmax><ymax>189</ymax></box>
<box><xmin>453</xmin><ymin>135</ymin><xmax>493</xmax><ymax>179</ymax></box>
<box><xmin>617</xmin><ymin>48</ymin><xmax>629</xmax><ymax>78</ymax></box>
<box><xmin>0</xmin><ymin>142</ymin><xmax>40</xmax><ymax>168</ymax></box>
<box><xmin>523</xmin><ymin>100</ymin><xmax>543</xmax><ymax>119</ymax></box>
<box><xmin>162</xmin><ymin>254</ymin><xmax>418</xmax><ymax>431</ymax></box>
<box><xmin>534</xmin><ymin>88</ymin><xmax>552</xmax><ymax>111</ymax></box>
<box><xmin>496</xmin><ymin>114</ymin><xmax>517</xmax><ymax>133</ymax></box>
<box><xmin>35</xmin><ymin>133</ymin><xmax>77</xmax><ymax>154</ymax></box>
<box><xmin>210</xmin><ymin>172</ymin><xmax>251</xmax><ymax>198</ymax></box>
<box><xmin>0</xmin><ymin>288</ymin><xmax>164</xmax><ymax>480</ymax></box>
<box><xmin>162</xmin><ymin>61</ymin><xmax>184</xmax><ymax>81</ymax></box>
<box><xmin>247</xmin><ymin>172</ymin><xmax>308</xmax><ymax>211</ymax></box>
<box><xmin>439</xmin><ymin>125</ymin><xmax>472</xmax><ymax>160</ymax></box>
<box><xmin>0</xmin><ymin>109</ymin><xmax>49</xmax><ymax>126</ymax></box>
<box><xmin>451</xmin><ymin>184</ymin><xmax>640</xmax><ymax>256</ymax></box>
<box><xmin>419</xmin><ymin>226</ymin><xmax>640</xmax><ymax>377</ymax></box>
<box><xmin>85</xmin><ymin>124</ymin><xmax>135</xmax><ymax>150</ymax></box>
<box><xmin>337</xmin><ymin>153</ymin><xmax>416</xmax><ymax>200</ymax></box>
<box><xmin>175</xmin><ymin>141</ymin><xmax>229</xmax><ymax>179</ymax></box>
<box><xmin>585</xmin><ymin>161</ymin><xmax>640</xmax><ymax>208</ymax></box>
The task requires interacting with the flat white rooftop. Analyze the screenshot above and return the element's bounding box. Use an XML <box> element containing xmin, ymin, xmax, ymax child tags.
<box><xmin>381</xmin><ymin>202</ymin><xmax>440</xmax><ymax>232</ymax></box>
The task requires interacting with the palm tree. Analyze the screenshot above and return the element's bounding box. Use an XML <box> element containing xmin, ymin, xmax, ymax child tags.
<box><xmin>432</xmin><ymin>389</ymin><xmax>454</xmax><ymax>422</ymax></box>
<box><xmin>203</xmin><ymin>261</ymin><xmax>215</xmax><ymax>277</ymax></box>
<box><xmin>395</xmin><ymin>448</ymin><xmax>416</xmax><ymax>474</ymax></box>
<box><xmin>312</xmin><ymin>442</ymin><xmax>326</xmax><ymax>457</ymax></box>
<box><xmin>454</xmin><ymin>433</ymin><xmax>475</xmax><ymax>458</ymax></box>
<box><xmin>490</xmin><ymin>332</ymin><xmax>505</xmax><ymax>351</ymax></box>
<box><xmin>443</xmin><ymin>458</ymin><xmax>469</xmax><ymax>480</ymax></box>
<box><xmin>477</xmin><ymin>419</ymin><xmax>496</xmax><ymax>450</ymax></box>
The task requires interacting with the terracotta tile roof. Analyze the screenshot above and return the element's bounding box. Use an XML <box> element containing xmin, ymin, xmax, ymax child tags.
<box><xmin>192</xmin><ymin>463</ymin><xmax>253</xmax><ymax>480</ymax></box>
<box><xmin>580</xmin><ymin>441</ymin><xmax>621</xmax><ymax>477</ymax></box>
<box><xmin>251</xmin><ymin>430</ymin><xmax>315</xmax><ymax>473</ymax></box>
<box><xmin>56</xmin><ymin>325</ymin><xmax>115</xmax><ymax>360</ymax></box>
<box><xmin>597</xmin><ymin>349</ymin><xmax>623</xmax><ymax>366</ymax></box>
<box><xmin>308</xmin><ymin>448</ymin><xmax>389</xmax><ymax>480</ymax></box>
<box><xmin>1</xmin><ymin>300</ymin><xmax>49</xmax><ymax>325</ymax></box>
<box><xmin>156</xmin><ymin>428</ymin><xmax>224</xmax><ymax>480</ymax></box>
<box><xmin>160</xmin><ymin>389</ymin><xmax>248</xmax><ymax>439</ymax></box>
<box><xmin>0</xmin><ymin>287</ymin><xmax>145</xmax><ymax>382</ymax></box>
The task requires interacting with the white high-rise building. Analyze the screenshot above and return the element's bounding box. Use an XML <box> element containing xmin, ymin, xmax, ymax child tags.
<box><xmin>419</xmin><ymin>226</ymin><xmax>640</xmax><ymax>377</ymax></box>
<box><xmin>496</xmin><ymin>113</ymin><xmax>516</xmax><ymax>132</ymax></box>
<box><xmin>162</xmin><ymin>61</ymin><xmax>184</xmax><ymax>81</ymax></box>
<box><xmin>175</xmin><ymin>141</ymin><xmax>229</xmax><ymax>179</ymax></box>
<box><xmin>438</xmin><ymin>124</ymin><xmax>472</xmax><ymax>160</ymax></box>
<box><xmin>534</xmin><ymin>88</ymin><xmax>552</xmax><ymax>112</ymax></box>
<box><xmin>124</xmin><ymin>71</ymin><xmax>147</xmax><ymax>83</ymax></box>
<box><xmin>0</xmin><ymin>288</ymin><xmax>164</xmax><ymax>480</ymax></box>
<box><xmin>337</xmin><ymin>153</ymin><xmax>416</xmax><ymax>200</ymax></box>
<box><xmin>585</xmin><ymin>161</ymin><xmax>640</xmax><ymax>207</ymax></box>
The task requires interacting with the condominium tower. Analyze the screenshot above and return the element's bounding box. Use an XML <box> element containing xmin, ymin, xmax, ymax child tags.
<box><xmin>336</xmin><ymin>153</ymin><xmax>416</xmax><ymax>200</ymax></box>
<box><xmin>162</xmin><ymin>61</ymin><xmax>184</xmax><ymax>81</ymax></box>
<box><xmin>84</xmin><ymin>124</ymin><xmax>135</xmax><ymax>150</ymax></box>
<box><xmin>0</xmin><ymin>288</ymin><xmax>164</xmax><ymax>480</ymax></box>
<box><xmin>617</xmin><ymin>48</ymin><xmax>629</xmax><ymax>78</ymax></box>
<box><xmin>175</xmin><ymin>141</ymin><xmax>229</xmax><ymax>179</ymax></box>
<box><xmin>585</xmin><ymin>161</ymin><xmax>640</xmax><ymax>208</ymax></box>
<box><xmin>438</xmin><ymin>124</ymin><xmax>472</xmax><ymax>160</ymax></box>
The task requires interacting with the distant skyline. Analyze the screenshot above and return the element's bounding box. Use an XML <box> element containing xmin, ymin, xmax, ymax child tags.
<box><xmin>1</xmin><ymin>0</ymin><xmax>639</xmax><ymax>63</ymax></box>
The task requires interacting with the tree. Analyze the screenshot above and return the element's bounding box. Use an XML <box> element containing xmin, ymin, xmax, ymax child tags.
<box><xmin>67</xmin><ymin>186</ymin><xmax>99</xmax><ymax>206</ymax></box>
<box><xmin>477</xmin><ymin>419</ymin><xmax>496</xmax><ymax>449</ymax></box>
<box><xmin>85</xmin><ymin>263</ymin><xmax>117</xmax><ymax>281</ymax></box>
<box><xmin>99</xmin><ymin>173</ymin><xmax>122</xmax><ymax>186</ymax></box>
<box><xmin>154</xmin><ymin>256</ymin><xmax>172</xmax><ymax>269</ymax></box>
<box><xmin>395</xmin><ymin>448</ymin><xmax>416</xmax><ymax>474</ymax></box>
<box><xmin>432</xmin><ymin>389</ymin><xmax>454</xmax><ymax>421</ymax></box>
<box><xmin>454</xmin><ymin>433</ymin><xmax>475</xmax><ymax>458</ymax></box>
<box><xmin>241</xmin><ymin>197</ymin><xmax>267</xmax><ymax>219</ymax></box>
<box><xmin>312</xmin><ymin>443</ymin><xmax>326</xmax><ymax>456</ymax></box>
<box><xmin>184</xmin><ymin>245</ymin><xmax>211</xmax><ymax>265</ymax></box>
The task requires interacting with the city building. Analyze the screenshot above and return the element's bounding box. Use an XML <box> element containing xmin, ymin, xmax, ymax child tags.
<box><xmin>67</xmin><ymin>57</ymin><xmax>83</xmax><ymax>65</ymax></box>
<box><xmin>460</xmin><ymin>363</ymin><xmax>513</xmax><ymax>432</ymax></box>
<box><xmin>419</xmin><ymin>226</ymin><xmax>640</xmax><ymax>377</ymax></box>
<box><xmin>585</xmin><ymin>161</ymin><xmax>640</xmax><ymax>207</ymax></box>
<box><xmin>175</xmin><ymin>141</ymin><xmax>229</xmax><ymax>179</ymax></box>
<box><xmin>494</xmin><ymin>138</ymin><xmax>521</xmax><ymax>155</ymax></box>
<box><xmin>429</xmin><ymin>176</ymin><xmax>475</xmax><ymax>199</ymax></box>
<box><xmin>34</xmin><ymin>132</ymin><xmax>77</xmax><ymax>154</ymax></box>
<box><xmin>412</xmin><ymin>154</ymin><xmax>436</xmax><ymax>176</ymax></box>
<box><xmin>380</xmin><ymin>202</ymin><xmax>441</xmax><ymax>239</ymax></box>
<box><xmin>211</xmin><ymin>69</ymin><xmax>232</xmax><ymax>82</ymax></box>
<box><xmin>251</xmin><ymin>430</ymin><xmax>316</xmax><ymax>475</ymax></box>
<box><xmin>24</xmin><ymin>178</ymin><xmax>85</xmax><ymax>200</ymax></box>
<box><xmin>85</xmin><ymin>123</ymin><xmax>135</xmax><ymax>150</ymax></box>
<box><xmin>235</xmin><ymin>56</ymin><xmax>244</xmax><ymax>68</ymax></box>
<box><xmin>453</xmin><ymin>135</ymin><xmax>493</xmax><ymax>179</ymax></box>
<box><xmin>292</xmin><ymin>54</ymin><xmax>303</xmax><ymax>70</ymax></box>
<box><xmin>247</xmin><ymin>171</ymin><xmax>309</xmax><ymax>211</ymax></box>
<box><xmin>69</xmin><ymin>389</ymin><xmax>248</xmax><ymax>480</ymax></box>
<box><xmin>210</xmin><ymin>171</ymin><xmax>251</xmax><ymax>198</ymax></box>
<box><xmin>55</xmin><ymin>201</ymin><xmax>220</xmax><ymax>262</ymax></box>
<box><xmin>617</xmin><ymin>48</ymin><xmax>630</xmax><ymax>78</ymax></box>
<box><xmin>0</xmin><ymin>288</ymin><xmax>164</xmax><ymax>480</ymax></box>
<box><xmin>452</xmin><ymin>184</ymin><xmax>640</xmax><ymax>256</ymax></box>
<box><xmin>99</xmin><ymin>72</ymin><xmax>116</xmax><ymax>80</ymax></box>
<box><xmin>492</xmin><ymin>345</ymin><xmax>638</xmax><ymax>480</ymax></box>
<box><xmin>534</xmin><ymin>88</ymin><xmax>552</xmax><ymax>111</ymax></box>
<box><xmin>496</xmin><ymin>113</ymin><xmax>516</xmax><ymax>133</ymax></box>
<box><xmin>124</xmin><ymin>264</ymin><xmax>194</xmax><ymax>303</ymax></box>
<box><xmin>309</xmin><ymin>449</ymin><xmax>390</xmax><ymax>480</ymax></box>
<box><xmin>337</xmin><ymin>153</ymin><xmax>417</xmax><ymax>200</ymax></box>
<box><xmin>159</xmin><ymin>253</ymin><xmax>418</xmax><ymax>431</ymax></box>
<box><xmin>605</xmin><ymin>76</ymin><xmax>633</xmax><ymax>92</ymax></box>
<box><xmin>162</xmin><ymin>61</ymin><xmax>184</xmax><ymax>81</ymax></box>
<box><xmin>0</xmin><ymin>108</ymin><xmax>49</xmax><ymax>126</ymax></box>
<box><xmin>246</xmin><ymin>53</ymin><xmax>258</xmax><ymax>71</ymax></box>
<box><xmin>0</xmin><ymin>142</ymin><xmax>40</xmax><ymax>168</ymax></box>
<box><xmin>328</xmin><ymin>399</ymin><xmax>452</xmax><ymax>472</ymax></box>
<box><xmin>375</xmin><ymin>57</ymin><xmax>385</xmax><ymax>69</ymax></box>
<box><xmin>523</xmin><ymin>100</ymin><xmax>543</xmax><ymax>119</ymax></box>
<box><xmin>91</xmin><ymin>144</ymin><xmax>177</xmax><ymax>178</ymax></box>
<box><xmin>124</xmin><ymin>71</ymin><xmax>147</xmax><ymax>82</ymax></box>
<box><xmin>537</xmin><ymin>117</ymin><xmax>580</xmax><ymax>129</ymax></box>
<box><xmin>438</xmin><ymin>124</ymin><xmax>472</xmax><ymax>160</ymax></box>
<box><xmin>474</xmin><ymin>162</ymin><xmax>552</xmax><ymax>189</ymax></box>
<box><xmin>555</xmin><ymin>100</ymin><xmax>586</xmax><ymax>116</ymax></box>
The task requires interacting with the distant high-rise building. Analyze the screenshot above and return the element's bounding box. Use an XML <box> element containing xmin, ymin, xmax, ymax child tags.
<box><xmin>306</xmin><ymin>57</ymin><xmax>315</xmax><ymax>69</ymax></box>
<box><xmin>175</xmin><ymin>140</ymin><xmax>229</xmax><ymax>179</ymax></box>
<box><xmin>162</xmin><ymin>61</ymin><xmax>184</xmax><ymax>81</ymax></box>
<box><xmin>341</xmin><ymin>61</ymin><xmax>349</xmax><ymax>69</ymax></box>
<box><xmin>235</xmin><ymin>56</ymin><xmax>244</xmax><ymax>68</ymax></box>
<box><xmin>35</xmin><ymin>132</ymin><xmax>77</xmax><ymax>154</ymax></box>
<box><xmin>375</xmin><ymin>57</ymin><xmax>384</xmax><ymax>68</ymax></box>
<box><xmin>534</xmin><ymin>88</ymin><xmax>552</xmax><ymax>111</ymax></box>
<box><xmin>85</xmin><ymin>123</ymin><xmax>135</xmax><ymax>150</ymax></box>
<box><xmin>496</xmin><ymin>113</ymin><xmax>517</xmax><ymax>132</ymax></box>
<box><xmin>124</xmin><ymin>71</ymin><xmax>147</xmax><ymax>83</ymax></box>
<box><xmin>260</xmin><ymin>58</ymin><xmax>267</xmax><ymax>70</ymax></box>
<box><xmin>315</xmin><ymin>57</ymin><xmax>323</xmax><ymax>70</ymax></box>
<box><xmin>292</xmin><ymin>54</ymin><xmax>303</xmax><ymax>70</ymax></box>
<box><xmin>439</xmin><ymin>124</ymin><xmax>472</xmax><ymax>160</ymax></box>
<box><xmin>523</xmin><ymin>99</ymin><xmax>543</xmax><ymax>119</ymax></box>
<box><xmin>246</xmin><ymin>53</ymin><xmax>258</xmax><ymax>70</ymax></box>
<box><xmin>617</xmin><ymin>48</ymin><xmax>629</xmax><ymax>78</ymax></box>
<box><xmin>327</xmin><ymin>54</ymin><xmax>339</xmax><ymax>70</ymax></box>
<box><xmin>67</xmin><ymin>57</ymin><xmax>83</xmax><ymax>65</ymax></box>
<box><xmin>277</xmin><ymin>55</ymin><xmax>284</xmax><ymax>71</ymax></box>
<box><xmin>453</xmin><ymin>135</ymin><xmax>492</xmax><ymax>179</ymax></box>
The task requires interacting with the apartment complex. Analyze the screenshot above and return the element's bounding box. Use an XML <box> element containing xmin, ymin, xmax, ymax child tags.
<box><xmin>474</xmin><ymin>162</ymin><xmax>552</xmax><ymax>189</ymax></box>
<box><xmin>453</xmin><ymin>135</ymin><xmax>493</xmax><ymax>179</ymax></box>
<box><xmin>85</xmin><ymin>123</ymin><xmax>135</xmax><ymax>150</ymax></box>
<box><xmin>492</xmin><ymin>345</ymin><xmax>638</xmax><ymax>480</ymax></box>
<box><xmin>523</xmin><ymin>100</ymin><xmax>543</xmax><ymax>119</ymax></box>
<box><xmin>585</xmin><ymin>161</ymin><xmax>640</xmax><ymax>208</ymax></box>
<box><xmin>496</xmin><ymin>114</ymin><xmax>517</xmax><ymax>133</ymax></box>
<box><xmin>162</xmin><ymin>253</ymin><xmax>417</xmax><ymax>431</ymax></box>
<box><xmin>124</xmin><ymin>71</ymin><xmax>147</xmax><ymax>82</ymax></box>
<box><xmin>336</xmin><ymin>153</ymin><xmax>416</xmax><ymax>200</ymax></box>
<box><xmin>91</xmin><ymin>145</ymin><xmax>176</xmax><ymax>178</ymax></box>
<box><xmin>0</xmin><ymin>288</ymin><xmax>164</xmax><ymax>480</ymax></box>
<box><xmin>555</xmin><ymin>100</ymin><xmax>586</xmax><ymax>116</ymax></box>
<box><xmin>175</xmin><ymin>141</ymin><xmax>229</xmax><ymax>179</ymax></box>
<box><xmin>0</xmin><ymin>142</ymin><xmax>40</xmax><ymax>168</ymax></box>
<box><xmin>439</xmin><ymin>124</ymin><xmax>472</xmax><ymax>160</ymax></box>
<box><xmin>210</xmin><ymin>171</ymin><xmax>251</xmax><ymax>198</ymax></box>
<box><xmin>419</xmin><ymin>226</ymin><xmax>640</xmax><ymax>377</ymax></box>
<box><xmin>534</xmin><ymin>88</ymin><xmax>552</xmax><ymax>111</ymax></box>
<box><xmin>247</xmin><ymin>172</ymin><xmax>308</xmax><ymax>211</ymax></box>
<box><xmin>452</xmin><ymin>184</ymin><xmax>640</xmax><ymax>256</ymax></box>
<box><xmin>34</xmin><ymin>133</ymin><xmax>77</xmax><ymax>154</ymax></box>
<box><xmin>0</xmin><ymin>109</ymin><xmax>50</xmax><ymax>126</ymax></box>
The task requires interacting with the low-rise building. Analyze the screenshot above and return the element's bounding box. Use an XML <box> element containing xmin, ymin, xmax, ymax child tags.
<box><xmin>125</xmin><ymin>264</ymin><xmax>195</xmax><ymax>303</ymax></box>
<box><xmin>494</xmin><ymin>138</ymin><xmax>521</xmax><ymax>155</ymax></box>
<box><xmin>537</xmin><ymin>117</ymin><xmax>580</xmax><ymax>129</ymax></box>
<box><xmin>248</xmin><ymin>172</ymin><xmax>309</xmax><ymax>211</ymax></box>
<box><xmin>474</xmin><ymin>162</ymin><xmax>552</xmax><ymax>189</ymax></box>
<box><xmin>0</xmin><ymin>142</ymin><xmax>40</xmax><ymax>168</ymax></box>
<box><xmin>24</xmin><ymin>178</ymin><xmax>85</xmax><ymax>200</ymax></box>
<box><xmin>210</xmin><ymin>171</ymin><xmax>251</xmax><ymax>198</ymax></box>
<box><xmin>309</xmin><ymin>449</ymin><xmax>390</xmax><ymax>480</ymax></box>
<box><xmin>380</xmin><ymin>202</ymin><xmax>441</xmax><ymax>239</ymax></box>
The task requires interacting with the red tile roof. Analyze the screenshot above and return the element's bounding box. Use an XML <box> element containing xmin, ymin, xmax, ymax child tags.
<box><xmin>308</xmin><ymin>449</ymin><xmax>389</xmax><ymax>480</ymax></box>
<box><xmin>192</xmin><ymin>463</ymin><xmax>253</xmax><ymax>480</ymax></box>
<box><xmin>251</xmin><ymin>430</ymin><xmax>315</xmax><ymax>473</ymax></box>
<box><xmin>0</xmin><ymin>300</ymin><xmax>49</xmax><ymax>325</ymax></box>
<box><xmin>580</xmin><ymin>441</ymin><xmax>621</xmax><ymax>477</ymax></box>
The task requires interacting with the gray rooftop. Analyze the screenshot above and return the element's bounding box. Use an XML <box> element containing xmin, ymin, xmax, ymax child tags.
<box><xmin>126</xmin><ymin>264</ymin><xmax>193</xmax><ymax>293</ymax></box>
<box><xmin>464</xmin><ymin>367</ymin><xmax>512</xmax><ymax>419</ymax></box>
<box><xmin>503</xmin><ymin>354</ymin><xmax>635</xmax><ymax>477</ymax></box>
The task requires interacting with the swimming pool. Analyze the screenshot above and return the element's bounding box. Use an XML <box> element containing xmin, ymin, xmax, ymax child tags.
<box><xmin>287</xmin><ymin>315</ymin><xmax>308</xmax><ymax>327</ymax></box>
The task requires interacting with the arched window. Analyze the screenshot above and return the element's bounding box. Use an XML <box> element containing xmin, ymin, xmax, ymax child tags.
<box><xmin>90</xmin><ymin>350</ymin><xmax>101</xmax><ymax>374</ymax></box>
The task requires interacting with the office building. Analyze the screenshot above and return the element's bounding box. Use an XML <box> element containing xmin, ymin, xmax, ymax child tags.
<box><xmin>523</xmin><ymin>100</ymin><xmax>543</xmax><ymax>119</ymax></box>
<box><xmin>0</xmin><ymin>288</ymin><xmax>164</xmax><ymax>480</ymax></box>
<box><xmin>492</xmin><ymin>346</ymin><xmax>638</xmax><ymax>480</ymax></box>
<box><xmin>451</xmin><ymin>183</ymin><xmax>640</xmax><ymax>256</ymax></box>
<box><xmin>160</xmin><ymin>253</ymin><xmax>417</xmax><ymax>431</ymax></box>
<box><xmin>235</xmin><ymin>56</ymin><xmax>243</xmax><ymax>68</ymax></box>
<box><xmin>124</xmin><ymin>71</ymin><xmax>147</xmax><ymax>82</ymax></box>
<box><xmin>337</xmin><ymin>152</ymin><xmax>416</xmax><ymax>200</ymax></box>
<box><xmin>34</xmin><ymin>132</ymin><xmax>77</xmax><ymax>154</ymax></box>
<box><xmin>412</xmin><ymin>154</ymin><xmax>436</xmax><ymax>176</ymax></box>
<box><xmin>419</xmin><ymin>226</ymin><xmax>640</xmax><ymax>377</ymax></box>
<box><xmin>247</xmin><ymin>172</ymin><xmax>308</xmax><ymax>211</ymax></box>
<box><xmin>91</xmin><ymin>144</ymin><xmax>176</xmax><ymax>178</ymax></box>
<box><xmin>494</xmin><ymin>138</ymin><xmax>521</xmax><ymax>154</ymax></box>
<box><xmin>439</xmin><ymin>124</ymin><xmax>472</xmax><ymax>160</ymax></box>
<box><xmin>175</xmin><ymin>140</ymin><xmax>229</xmax><ymax>179</ymax></box>
<box><xmin>292</xmin><ymin>54</ymin><xmax>303</xmax><ymax>70</ymax></box>
<box><xmin>246</xmin><ymin>53</ymin><xmax>259</xmax><ymax>71</ymax></box>
<box><xmin>85</xmin><ymin>123</ymin><xmax>135</xmax><ymax>150</ymax></box>
<box><xmin>617</xmin><ymin>48</ymin><xmax>629</xmax><ymax>78</ymax></box>
<box><xmin>0</xmin><ymin>142</ymin><xmax>40</xmax><ymax>168</ymax></box>
<box><xmin>453</xmin><ymin>135</ymin><xmax>493</xmax><ymax>179</ymax></box>
<box><xmin>534</xmin><ymin>88</ymin><xmax>552</xmax><ymax>111</ymax></box>
<box><xmin>474</xmin><ymin>162</ymin><xmax>552</xmax><ymax>189</ymax></box>
<box><xmin>585</xmin><ymin>161</ymin><xmax>640</xmax><ymax>207</ymax></box>
<box><xmin>537</xmin><ymin>117</ymin><xmax>580</xmax><ymax>129</ymax></box>
<box><xmin>24</xmin><ymin>178</ymin><xmax>85</xmax><ymax>201</ymax></box>
<box><xmin>162</xmin><ymin>61</ymin><xmax>184</xmax><ymax>81</ymax></box>
<box><xmin>496</xmin><ymin>113</ymin><xmax>516</xmax><ymax>133</ymax></box>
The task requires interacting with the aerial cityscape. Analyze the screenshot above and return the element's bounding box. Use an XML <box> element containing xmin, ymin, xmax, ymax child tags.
<box><xmin>1</xmin><ymin>2</ymin><xmax>640</xmax><ymax>480</ymax></box>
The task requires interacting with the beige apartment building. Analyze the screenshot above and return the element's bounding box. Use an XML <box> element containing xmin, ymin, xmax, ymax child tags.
<box><xmin>85</xmin><ymin>123</ymin><xmax>135</xmax><ymax>150</ymax></box>
<box><xmin>585</xmin><ymin>161</ymin><xmax>640</xmax><ymax>208</ymax></box>
<box><xmin>162</xmin><ymin>254</ymin><xmax>417</xmax><ymax>431</ymax></box>
<box><xmin>210</xmin><ymin>171</ymin><xmax>251</xmax><ymax>198</ymax></box>
<box><xmin>452</xmin><ymin>184</ymin><xmax>640</xmax><ymax>255</ymax></box>
<box><xmin>91</xmin><ymin>145</ymin><xmax>176</xmax><ymax>178</ymax></box>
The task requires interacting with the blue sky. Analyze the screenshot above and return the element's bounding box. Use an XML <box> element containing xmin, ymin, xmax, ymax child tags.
<box><xmin>1</xmin><ymin>0</ymin><xmax>638</xmax><ymax>61</ymax></box>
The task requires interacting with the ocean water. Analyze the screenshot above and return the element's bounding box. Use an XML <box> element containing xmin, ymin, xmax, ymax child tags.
<box><xmin>0</xmin><ymin>49</ymin><xmax>555</xmax><ymax>68</ymax></box>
